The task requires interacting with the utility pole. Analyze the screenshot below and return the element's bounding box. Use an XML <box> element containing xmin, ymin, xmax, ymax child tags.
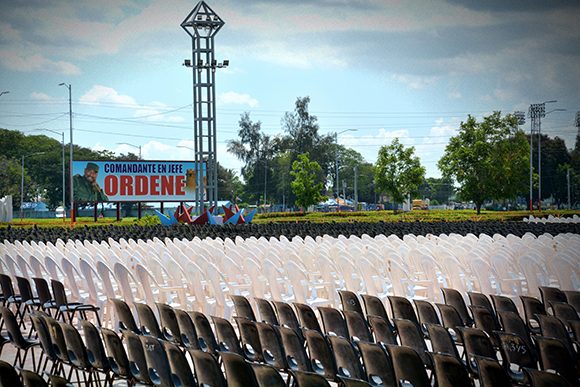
<box><xmin>59</xmin><ymin>83</ymin><xmax>73</xmax><ymax>221</ymax></box>
<box><xmin>353</xmin><ymin>165</ymin><xmax>358</xmax><ymax>211</ymax></box>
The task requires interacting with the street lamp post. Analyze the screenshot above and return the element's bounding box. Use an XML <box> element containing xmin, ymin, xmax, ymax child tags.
<box><xmin>117</xmin><ymin>142</ymin><xmax>142</xmax><ymax>159</ymax></box>
<box><xmin>335</xmin><ymin>129</ymin><xmax>357</xmax><ymax>199</ymax></box>
<box><xmin>59</xmin><ymin>83</ymin><xmax>74</xmax><ymax>221</ymax></box>
<box><xmin>34</xmin><ymin>129</ymin><xmax>66</xmax><ymax>220</ymax></box>
<box><xmin>20</xmin><ymin>152</ymin><xmax>46</xmax><ymax>219</ymax></box>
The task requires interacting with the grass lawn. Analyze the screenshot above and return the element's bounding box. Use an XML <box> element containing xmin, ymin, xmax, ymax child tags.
<box><xmin>2</xmin><ymin>209</ymin><xmax>579</xmax><ymax>228</ymax></box>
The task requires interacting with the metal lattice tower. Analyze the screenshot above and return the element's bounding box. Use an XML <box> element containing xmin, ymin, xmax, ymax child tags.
<box><xmin>181</xmin><ymin>1</ymin><xmax>227</xmax><ymax>214</ymax></box>
<box><xmin>576</xmin><ymin>111</ymin><xmax>580</xmax><ymax>137</ymax></box>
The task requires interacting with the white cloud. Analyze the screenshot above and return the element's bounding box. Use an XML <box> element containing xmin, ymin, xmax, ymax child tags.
<box><xmin>80</xmin><ymin>85</ymin><xmax>138</xmax><ymax>107</ymax></box>
<box><xmin>391</xmin><ymin>73</ymin><xmax>438</xmax><ymax>90</ymax></box>
<box><xmin>448</xmin><ymin>90</ymin><xmax>462</xmax><ymax>99</ymax></box>
<box><xmin>30</xmin><ymin>92</ymin><xmax>53</xmax><ymax>101</ymax></box>
<box><xmin>218</xmin><ymin>91</ymin><xmax>259</xmax><ymax>108</ymax></box>
<box><xmin>0</xmin><ymin>50</ymin><xmax>81</xmax><ymax>75</ymax></box>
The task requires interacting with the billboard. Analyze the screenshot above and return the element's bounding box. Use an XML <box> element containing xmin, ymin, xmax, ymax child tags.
<box><xmin>72</xmin><ymin>160</ymin><xmax>205</xmax><ymax>202</ymax></box>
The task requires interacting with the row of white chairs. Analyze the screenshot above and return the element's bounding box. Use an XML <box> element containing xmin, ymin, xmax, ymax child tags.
<box><xmin>1</xmin><ymin>232</ymin><xmax>578</xmax><ymax>327</ymax></box>
<box><xmin>523</xmin><ymin>214</ymin><xmax>580</xmax><ymax>223</ymax></box>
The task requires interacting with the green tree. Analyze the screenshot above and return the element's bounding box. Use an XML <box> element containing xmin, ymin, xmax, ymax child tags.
<box><xmin>0</xmin><ymin>155</ymin><xmax>28</xmax><ymax>206</ymax></box>
<box><xmin>438</xmin><ymin>112</ymin><xmax>529</xmax><ymax>214</ymax></box>
<box><xmin>418</xmin><ymin>177</ymin><xmax>455</xmax><ymax>203</ymax></box>
<box><xmin>217</xmin><ymin>163</ymin><xmax>243</xmax><ymax>201</ymax></box>
<box><xmin>374</xmin><ymin>138</ymin><xmax>426</xmax><ymax>207</ymax></box>
<box><xmin>290</xmin><ymin>153</ymin><xmax>326</xmax><ymax>210</ymax></box>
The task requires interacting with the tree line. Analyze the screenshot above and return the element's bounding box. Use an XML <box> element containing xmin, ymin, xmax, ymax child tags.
<box><xmin>1</xmin><ymin>96</ymin><xmax>579</xmax><ymax>213</ymax></box>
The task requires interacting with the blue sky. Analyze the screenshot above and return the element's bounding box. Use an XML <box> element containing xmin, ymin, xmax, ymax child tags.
<box><xmin>1</xmin><ymin>0</ymin><xmax>578</xmax><ymax>179</ymax></box>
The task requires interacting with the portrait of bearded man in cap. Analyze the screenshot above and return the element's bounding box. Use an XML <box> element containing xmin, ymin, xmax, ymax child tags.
<box><xmin>73</xmin><ymin>162</ymin><xmax>109</xmax><ymax>202</ymax></box>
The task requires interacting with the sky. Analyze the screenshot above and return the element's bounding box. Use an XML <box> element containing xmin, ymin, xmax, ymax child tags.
<box><xmin>1</xmin><ymin>0</ymin><xmax>579</xmax><ymax>179</ymax></box>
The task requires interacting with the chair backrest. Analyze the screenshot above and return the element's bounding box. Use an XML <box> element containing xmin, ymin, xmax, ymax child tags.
<box><xmin>475</xmin><ymin>357</ymin><xmax>512</xmax><ymax>387</ymax></box>
<box><xmin>535</xmin><ymin>336</ymin><xmax>577</xmax><ymax>384</ymax></box>
<box><xmin>19</xmin><ymin>369</ymin><xmax>48</xmax><ymax>387</ymax></box>
<box><xmin>328</xmin><ymin>335</ymin><xmax>365</xmax><ymax>380</ymax></box>
<box><xmin>101</xmin><ymin>328</ymin><xmax>131</xmax><ymax>379</ymax></box>
<box><xmin>80</xmin><ymin>319</ymin><xmax>109</xmax><ymax>371</ymax></box>
<box><xmin>165</xmin><ymin>341</ymin><xmax>196</xmax><ymax>387</ymax></box>
<box><xmin>50</xmin><ymin>279</ymin><xmax>68</xmax><ymax>308</ymax></box>
<box><xmin>361</xmin><ymin>294</ymin><xmax>389</xmax><ymax>322</ymax></box>
<box><xmin>441</xmin><ymin>288</ymin><xmax>473</xmax><ymax>326</ymax></box>
<box><xmin>294</xmin><ymin>303</ymin><xmax>322</xmax><ymax>333</ymax></box>
<box><xmin>388</xmin><ymin>296</ymin><xmax>419</xmax><ymax>326</ymax></box>
<box><xmin>303</xmin><ymin>329</ymin><xmax>338</xmax><ymax>380</ymax></box>
<box><xmin>122</xmin><ymin>330</ymin><xmax>152</xmax><ymax>385</ymax></box>
<box><xmin>231</xmin><ymin>295</ymin><xmax>256</xmax><ymax>321</ymax></box>
<box><xmin>234</xmin><ymin>317</ymin><xmax>263</xmax><ymax>363</ymax></box>
<box><xmin>174</xmin><ymin>308</ymin><xmax>199</xmax><ymax>350</ymax></box>
<box><xmin>393</xmin><ymin>318</ymin><xmax>430</xmax><ymax>367</ymax></box>
<box><xmin>255</xmin><ymin>298</ymin><xmax>279</xmax><ymax>325</ymax></box>
<box><xmin>188</xmin><ymin>349</ymin><xmax>227</xmax><ymax>387</ymax></box>
<box><xmin>0</xmin><ymin>360</ymin><xmax>23</xmax><ymax>387</ymax></box>
<box><xmin>60</xmin><ymin>321</ymin><xmax>91</xmax><ymax>369</ymax></box>
<box><xmin>190</xmin><ymin>311</ymin><xmax>219</xmax><ymax>354</ymax></box>
<box><xmin>134</xmin><ymin>302</ymin><xmax>163</xmax><ymax>339</ymax></box>
<box><xmin>367</xmin><ymin>315</ymin><xmax>397</xmax><ymax>346</ymax></box>
<box><xmin>212</xmin><ymin>316</ymin><xmax>243</xmax><ymax>355</ymax></box>
<box><xmin>139</xmin><ymin>335</ymin><xmax>173</xmax><ymax>387</ymax></box>
<box><xmin>110</xmin><ymin>298</ymin><xmax>140</xmax><ymax>334</ymax></box>
<box><xmin>432</xmin><ymin>352</ymin><xmax>474</xmax><ymax>387</ymax></box>
<box><xmin>155</xmin><ymin>302</ymin><xmax>182</xmax><ymax>345</ymax></box>
<box><xmin>220</xmin><ymin>351</ymin><xmax>259</xmax><ymax>387</ymax></box>
<box><xmin>426</xmin><ymin>323</ymin><xmax>461</xmax><ymax>360</ymax></box>
<box><xmin>278</xmin><ymin>326</ymin><xmax>311</xmax><ymax>372</ymax></box>
<box><xmin>338</xmin><ymin>290</ymin><xmax>364</xmax><ymax>316</ymax></box>
<box><xmin>318</xmin><ymin>306</ymin><xmax>348</xmax><ymax>339</ymax></box>
<box><xmin>356</xmin><ymin>341</ymin><xmax>396</xmax><ymax>387</ymax></box>
<box><xmin>387</xmin><ymin>345</ymin><xmax>430</xmax><ymax>387</ymax></box>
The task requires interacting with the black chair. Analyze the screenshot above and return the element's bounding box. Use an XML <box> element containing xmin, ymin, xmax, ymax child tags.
<box><xmin>165</xmin><ymin>341</ymin><xmax>196</xmax><ymax>387</ymax></box>
<box><xmin>0</xmin><ymin>274</ymin><xmax>24</xmax><ymax>324</ymax></box>
<box><xmin>234</xmin><ymin>317</ymin><xmax>264</xmax><ymax>362</ymax></box>
<box><xmin>520</xmin><ymin>295</ymin><xmax>546</xmax><ymax>334</ymax></box>
<box><xmin>51</xmin><ymin>280</ymin><xmax>101</xmax><ymax>326</ymax></box>
<box><xmin>220</xmin><ymin>351</ymin><xmax>259</xmax><ymax>387</ymax></box>
<box><xmin>272</xmin><ymin>301</ymin><xmax>302</xmax><ymax>336</ymax></box>
<box><xmin>139</xmin><ymin>335</ymin><xmax>173</xmax><ymax>387</ymax></box>
<box><xmin>490</xmin><ymin>294</ymin><xmax>519</xmax><ymax>315</ymax></box>
<box><xmin>475</xmin><ymin>356</ymin><xmax>512</xmax><ymax>387</ymax></box>
<box><xmin>80</xmin><ymin>319</ymin><xmax>111</xmax><ymax>386</ymax></box>
<box><xmin>441</xmin><ymin>288</ymin><xmax>473</xmax><ymax>326</ymax></box>
<box><xmin>231</xmin><ymin>295</ymin><xmax>257</xmax><ymax>321</ymax></box>
<box><xmin>289</xmin><ymin>370</ymin><xmax>332</xmax><ymax>387</ymax></box>
<box><xmin>537</xmin><ymin>314</ymin><xmax>575</xmax><ymax>356</ymax></box>
<box><xmin>303</xmin><ymin>328</ymin><xmax>338</xmax><ymax>381</ymax></box>
<box><xmin>551</xmin><ymin>302</ymin><xmax>579</xmax><ymax>323</ymax></box>
<box><xmin>426</xmin><ymin>323</ymin><xmax>461</xmax><ymax>360</ymax></box>
<box><xmin>212</xmin><ymin>315</ymin><xmax>243</xmax><ymax>355</ymax></box>
<box><xmin>470</xmin><ymin>305</ymin><xmax>501</xmax><ymax>347</ymax></box>
<box><xmin>156</xmin><ymin>302</ymin><xmax>182</xmax><ymax>345</ymax></box>
<box><xmin>431</xmin><ymin>352</ymin><xmax>474</xmax><ymax>387</ymax></box>
<box><xmin>16</xmin><ymin>276</ymin><xmax>43</xmax><ymax>323</ymax></box>
<box><xmin>343</xmin><ymin>310</ymin><xmax>373</xmax><ymax>343</ymax></box>
<box><xmin>535</xmin><ymin>336</ymin><xmax>579</xmax><ymax>384</ymax></box>
<box><xmin>278</xmin><ymin>326</ymin><xmax>312</xmax><ymax>372</ymax></box>
<box><xmin>19</xmin><ymin>369</ymin><xmax>49</xmax><ymax>387</ymax></box>
<box><xmin>255</xmin><ymin>298</ymin><xmax>279</xmax><ymax>325</ymax></box>
<box><xmin>387</xmin><ymin>296</ymin><xmax>419</xmax><ymax>326</ymax></box>
<box><xmin>327</xmin><ymin>335</ymin><xmax>365</xmax><ymax>380</ymax></box>
<box><xmin>60</xmin><ymin>321</ymin><xmax>98</xmax><ymax>386</ymax></box>
<box><xmin>497</xmin><ymin>310</ymin><xmax>535</xmax><ymax>354</ymax></box>
<box><xmin>110</xmin><ymin>298</ymin><xmax>140</xmax><ymax>334</ymax></box>
<box><xmin>338</xmin><ymin>290</ymin><xmax>364</xmax><ymax>316</ymax></box>
<box><xmin>174</xmin><ymin>308</ymin><xmax>199</xmax><ymax>350</ymax></box>
<box><xmin>1</xmin><ymin>306</ymin><xmax>39</xmax><ymax>371</ymax></box>
<box><xmin>495</xmin><ymin>331</ymin><xmax>537</xmax><ymax>382</ymax></box>
<box><xmin>459</xmin><ymin>327</ymin><xmax>498</xmax><ymax>377</ymax></box>
<box><xmin>44</xmin><ymin>315</ymin><xmax>73</xmax><ymax>380</ymax></box>
<box><xmin>190</xmin><ymin>311</ymin><xmax>219</xmax><ymax>354</ymax></box>
<box><xmin>563</xmin><ymin>291</ymin><xmax>580</xmax><ymax>312</ymax></box>
<box><xmin>539</xmin><ymin>286</ymin><xmax>567</xmax><ymax>312</ymax></box>
<box><xmin>251</xmin><ymin>363</ymin><xmax>286</xmax><ymax>387</ymax></box>
<box><xmin>393</xmin><ymin>318</ymin><xmax>431</xmax><ymax>368</ymax></box>
<box><xmin>387</xmin><ymin>345</ymin><xmax>430</xmax><ymax>387</ymax></box>
<box><xmin>361</xmin><ymin>294</ymin><xmax>390</xmax><ymax>322</ymax></box>
<box><xmin>318</xmin><ymin>306</ymin><xmax>348</xmax><ymax>339</ymax></box>
<box><xmin>134</xmin><ymin>302</ymin><xmax>163</xmax><ymax>339</ymax></box>
<box><xmin>29</xmin><ymin>312</ymin><xmax>61</xmax><ymax>376</ymax></box>
<box><xmin>294</xmin><ymin>303</ymin><xmax>322</xmax><ymax>333</ymax></box>
<box><xmin>436</xmin><ymin>303</ymin><xmax>465</xmax><ymax>344</ymax></box>
<box><xmin>413</xmin><ymin>299</ymin><xmax>441</xmax><ymax>336</ymax></box>
<box><xmin>0</xmin><ymin>360</ymin><xmax>23</xmax><ymax>387</ymax></box>
<box><xmin>122</xmin><ymin>330</ymin><xmax>153</xmax><ymax>385</ymax></box>
<box><xmin>356</xmin><ymin>341</ymin><xmax>396</xmax><ymax>387</ymax></box>
<box><xmin>367</xmin><ymin>315</ymin><xmax>397</xmax><ymax>346</ymax></box>
<box><xmin>523</xmin><ymin>367</ymin><xmax>572</xmax><ymax>387</ymax></box>
<box><xmin>101</xmin><ymin>328</ymin><xmax>135</xmax><ymax>386</ymax></box>
<box><xmin>189</xmin><ymin>349</ymin><xmax>227</xmax><ymax>387</ymax></box>
<box><xmin>255</xmin><ymin>322</ymin><xmax>287</xmax><ymax>370</ymax></box>
<box><xmin>32</xmin><ymin>277</ymin><xmax>57</xmax><ymax>316</ymax></box>
<box><xmin>468</xmin><ymin>291</ymin><xmax>495</xmax><ymax>315</ymax></box>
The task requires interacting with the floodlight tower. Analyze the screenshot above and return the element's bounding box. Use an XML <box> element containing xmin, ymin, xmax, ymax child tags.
<box><xmin>576</xmin><ymin>111</ymin><xmax>580</xmax><ymax>138</ymax></box>
<box><xmin>181</xmin><ymin>1</ymin><xmax>228</xmax><ymax>215</ymax></box>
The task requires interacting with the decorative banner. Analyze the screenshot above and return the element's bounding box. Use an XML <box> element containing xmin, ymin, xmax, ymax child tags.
<box><xmin>72</xmin><ymin>160</ymin><xmax>205</xmax><ymax>202</ymax></box>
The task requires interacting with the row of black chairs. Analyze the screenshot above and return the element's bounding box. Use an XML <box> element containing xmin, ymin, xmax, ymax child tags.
<box><xmin>3</xmin><ymin>220</ymin><xmax>579</xmax><ymax>243</ymax></box>
<box><xmin>1</xmin><ymin>278</ymin><xmax>578</xmax><ymax>386</ymax></box>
